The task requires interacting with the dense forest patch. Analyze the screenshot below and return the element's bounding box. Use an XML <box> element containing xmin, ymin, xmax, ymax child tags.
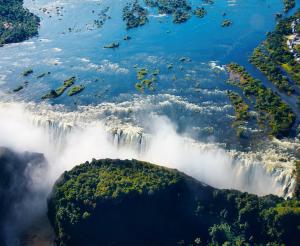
<box><xmin>250</xmin><ymin>10</ymin><xmax>300</xmax><ymax>94</ymax></box>
<box><xmin>0</xmin><ymin>0</ymin><xmax>40</xmax><ymax>45</ymax></box>
<box><xmin>227</xmin><ymin>63</ymin><xmax>295</xmax><ymax>138</ymax></box>
<box><xmin>48</xmin><ymin>159</ymin><xmax>300</xmax><ymax>246</ymax></box>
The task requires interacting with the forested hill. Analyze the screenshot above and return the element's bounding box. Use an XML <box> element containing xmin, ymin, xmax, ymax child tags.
<box><xmin>0</xmin><ymin>0</ymin><xmax>39</xmax><ymax>46</ymax></box>
<box><xmin>48</xmin><ymin>159</ymin><xmax>300</xmax><ymax>246</ymax></box>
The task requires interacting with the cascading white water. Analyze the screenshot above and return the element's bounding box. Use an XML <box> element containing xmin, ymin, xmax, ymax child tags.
<box><xmin>0</xmin><ymin>99</ymin><xmax>297</xmax><ymax>198</ymax></box>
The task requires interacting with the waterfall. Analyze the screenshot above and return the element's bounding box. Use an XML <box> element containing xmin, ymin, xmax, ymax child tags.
<box><xmin>0</xmin><ymin>100</ymin><xmax>297</xmax><ymax>198</ymax></box>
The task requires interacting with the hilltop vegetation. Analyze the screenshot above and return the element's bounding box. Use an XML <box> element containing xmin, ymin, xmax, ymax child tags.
<box><xmin>48</xmin><ymin>159</ymin><xmax>300</xmax><ymax>246</ymax></box>
<box><xmin>0</xmin><ymin>0</ymin><xmax>40</xmax><ymax>45</ymax></box>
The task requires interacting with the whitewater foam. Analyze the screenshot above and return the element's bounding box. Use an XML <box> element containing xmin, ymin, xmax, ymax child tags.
<box><xmin>0</xmin><ymin>98</ymin><xmax>297</xmax><ymax>197</ymax></box>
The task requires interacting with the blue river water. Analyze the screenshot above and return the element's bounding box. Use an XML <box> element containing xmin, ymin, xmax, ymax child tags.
<box><xmin>0</xmin><ymin>0</ymin><xmax>298</xmax><ymax>145</ymax></box>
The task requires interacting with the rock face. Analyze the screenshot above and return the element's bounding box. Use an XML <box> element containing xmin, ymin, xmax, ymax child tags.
<box><xmin>48</xmin><ymin>159</ymin><xmax>300</xmax><ymax>246</ymax></box>
<box><xmin>0</xmin><ymin>147</ymin><xmax>46</xmax><ymax>244</ymax></box>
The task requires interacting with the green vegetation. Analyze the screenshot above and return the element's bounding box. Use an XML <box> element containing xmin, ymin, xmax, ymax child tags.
<box><xmin>144</xmin><ymin>0</ymin><xmax>193</xmax><ymax>24</ymax></box>
<box><xmin>0</xmin><ymin>0</ymin><xmax>40</xmax><ymax>45</ymax></box>
<box><xmin>173</xmin><ymin>10</ymin><xmax>190</xmax><ymax>23</ymax></box>
<box><xmin>55</xmin><ymin>77</ymin><xmax>76</xmax><ymax>95</ymax></box>
<box><xmin>135</xmin><ymin>67</ymin><xmax>158</xmax><ymax>92</ymax></box>
<box><xmin>37</xmin><ymin>73</ymin><xmax>46</xmax><ymax>78</ymax></box>
<box><xmin>37</xmin><ymin>72</ymin><xmax>50</xmax><ymax>78</ymax></box>
<box><xmin>167</xmin><ymin>63</ymin><xmax>173</xmax><ymax>69</ymax></box>
<box><xmin>12</xmin><ymin>85</ymin><xmax>23</xmax><ymax>92</ymax></box>
<box><xmin>227</xmin><ymin>91</ymin><xmax>249</xmax><ymax>121</ymax></box>
<box><xmin>179</xmin><ymin>56</ymin><xmax>191</xmax><ymax>62</ymax></box>
<box><xmin>123</xmin><ymin>1</ymin><xmax>148</xmax><ymax>29</ymax></box>
<box><xmin>137</xmin><ymin>67</ymin><xmax>148</xmax><ymax>80</ymax></box>
<box><xmin>122</xmin><ymin>0</ymin><xmax>208</xmax><ymax>27</ymax></box>
<box><xmin>22</xmin><ymin>68</ymin><xmax>33</xmax><ymax>76</ymax></box>
<box><xmin>135</xmin><ymin>82</ymin><xmax>144</xmax><ymax>92</ymax></box>
<box><xmin>227</xmin><ymin>91</ymin><xmax>250</xmax><ymax>138</ymax></box>
<box><xmin>123</xmin><ymin>35</ymin><xmax>131</xmax><ymax>40</ymax></box>
<box><xmin>41</xmin><ymin>90</ymin><xmax>58</xmax><ymax>99</ymax></box>
<box><xmin>48</xmin><ymin>159</ymin><xmax>300</xmax><ymax>246</ymax></box>
<box><xmin>250</xmin><ymin>11</ymin><xmax>300</xmax><ymax>93</ymax></box>
<box><xmin>68</xmin><ymin>85</ymin><xmax>85</xmax><ymax>96</ymax></box>
<box><xmin>42</xmin><ymin>76</ymin><xmax>76</xmax><ymax>99</ymax></box>
<box><xmin>276</xmin><ymin>13</ymin><xmax>283</xmax><ymax>20</ymax></box>
<box><xmin>221</xmin><ymin>19</ymin><xmax>232</xmax><ymax>27</ymax></box>
<box><xmin>250</xmin><ymin>47</ymin><xmax>293</xmax><ymax>94</ymax></box>
<box><xmin>193</xmin><ymin>7</ymin><xmax>206</xmax><ymax>18</ymax></box>
<box><xmin>227</xmin><ymin>63</ymin><xmax>295</xmax><ymax>137</ymax></box>
<box><xmin>93</xmin><ymin>6</ymin><xmax>110</xmax><ymax>29</ymax></box>
<box><xmin>104</xmin><ymin>42</ymin><xmax>119</xmax><ymax>48</ymax></box>
<box><xmin>283</xmin><ymin>0</ymin><xmax>295</xmax><ymax>13</ymax></box>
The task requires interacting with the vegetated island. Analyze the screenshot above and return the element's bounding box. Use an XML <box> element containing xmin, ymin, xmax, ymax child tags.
<box><xmin>123</xmin><ymin>0</ymin><xmax>210</xmax><ymax>28</ymax></box>
<box><xmin>135</xmin><ymin>67</ymin><xmax>159</xmax><ymax>92</ymax></box>
<box><xmin>221</xmin><ymin>19</ymin><xmax>232</xmax><ymax>27</ymax></box>
<box><xmin>68</xmin><ymin>85</ymin><xmax>85</xmax><ymax>96</ymax></box>
<box><xmin>0</xmin><ymin>0</ymin><xmax>40</xmax><ymax>46</ymax></box>
<box><xmin>227</xmin><ymin>63</ymin><xmax>295</xmax><ymax>138</ymax></box>
<box><xmin>104</xmin><ymin>42</ymin><xmax>119</xmax><ymax>48</ymax></box>
<box><xmin>12</xmin><ymin>85</ymin><xmax>24</xmax><ymax>92</ymax></box>
<box><xmin>22</xmin><ymin>68</ymin><xmax>33</xmax><ymax>76</ymax></box>
<box><xmin>42</xmin><ymin>76</ymin><xmax>76</xmax><ymax>99</ymax></box>
<box><xmin>48</xmin><ymin>158</ymin><xmax>300</xmax><ymax>246</ymax></box>
<box><xmin>123</xmin><ymin>1</ymin><xmax>148</xmax><ymax>29</ymax></box>
<box><xmin>250</xmin><ymin>10</ymin><xmax>300</xmax><ymax>95</ymax></box>
<box><xmin>145</xmin><ymin>0</ymin><xmax>192</xmax><ymax>23</ymax></box>
<box><xmin>193</xmin><ymin>7</ymin><xmax>207</xmax><ymax>18</ymax></box>
<box><xmin>283</xmin><ymin>0</ymin><xmax>295</xmax><ymax>13</ymax></box>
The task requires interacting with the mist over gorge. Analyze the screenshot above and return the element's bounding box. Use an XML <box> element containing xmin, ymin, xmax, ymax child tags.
<box><xmin>0</xmin><ymin>99</ymin><xmax>295</xmax><ymax>197</ymax></box>
<box><xmin>0</xmin><ymin>98</ymin><xmax>297</xmax><ymax>245</ymax></box>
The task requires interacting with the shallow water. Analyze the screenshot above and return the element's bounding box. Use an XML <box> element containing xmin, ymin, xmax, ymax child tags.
<box><xmin>1</xmin><ymin>0</ymin><xmax>296</xmax><ymax>144</ymax></box>
<box><xmin>0</xmin><ymin>0</ymin><xmax>287</xmax><ymax>101</ymax></box>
